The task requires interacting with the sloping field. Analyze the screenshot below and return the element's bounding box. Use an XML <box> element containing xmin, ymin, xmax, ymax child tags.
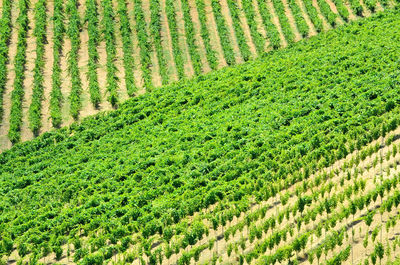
<box><xmin>0</xmin><ymin>0</ymin><xmax>397</xmax><ymax>151</ymax></box>
<box><xmin>1</xmin><ymin>8</ymin><xmax>400</xmax><ymax>265</ymax></box>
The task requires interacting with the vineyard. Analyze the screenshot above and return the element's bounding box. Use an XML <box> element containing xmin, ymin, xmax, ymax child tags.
<box><xmin>0</xmin><ymin>0</ymin><xmax>397</xmax><ymax>152</ymax></box>
<box><xmin>1</xmin><ymin>8</ymin><xmax>400</xmax><ymax>264</ymax></box>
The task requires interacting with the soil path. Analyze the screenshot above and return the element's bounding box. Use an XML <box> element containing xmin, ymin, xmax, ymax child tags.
<box><xmin>359</xmin><ymin>0</ymin><xmax>372</xmax><ymax>16</ymax></box>
<box><xmin>112</xmin><ymin>0</ymin><xmax>128</xmax><ymax>102</ymax></box>
<box><xmin>252</xmin><ymin>0</ymin><xmax>272</xmax><ymax>51</ymax></box>
<box><xmin>282</xmin><ymin>0</ymin><xmax>303</xmax><ymax>41</ymax></box>
<box><xmin>218</xmin><ymin>0</ymin><xmax>244</xmax><ymax>64</ymax></box>
<box><xmin>296</xmin><ymin>0</ymin><xmax>318</xmax><ymax>36</ymax></box>
<box><xmin>312</xmin><ymin>0</ymin><xmax>331</xmax><ymax>30</ymax></box>
<box><xmin>186</xmin><ymin>0</ymin><xmax>211</xmax><ymax>73</ymax></box>
<box><xmin>159</xmin><ymin>0</ymin><xmax>179</xmax><ymax>83</ymax></box>
<box><xmin>20</xmin><ymin>0</ymin><xmax>37</xmax><ymax>142</ymax></box>
<box><xmin>78</xmin><ymin>0</ymin><xmax>97</xmax><ymax>118</ymax></box>
<box><xmin>126</xmin><ymin>0</ymin><xmax>145</xmax><ymax>94</ymax></box>
<box><xmin>202</xmin><ymin>0</ymin><xmax>227</xmax><ymax>68</ymax></box>
<box><xmin>376</xmin><ymin>1</ymin><xmax>385</xmax><ymax>11</ymax></box>
<box><xmin>344</xmin><ymin>0</ymin><xmax>357</xmax><ymax>20</ymax></box>
<box><xmin>0</xmin><ymin>0</ymin><xmax>17</xmax><ymax>152</ymax></box>
<box><xmin>60</xmin><ymin>36</ymin><xmax>72</xmax><ymax>127</ymax></box>
<box><xmin>141</xmin><ymin>0</ymin><xmax>162</xmax><ymax>87</ymax></box>
<box><xmin>175</xmin><ymin>0</ymin><xmax>196</xmax><ymax>78</ymax></box>
<box><xmin>96</xmin><ymin>0</ymin><xmax>112</xmax><ymax>111</ymax></box>
<box><xmin>266</xmin><ymin>0</ymin><xmax>288</xmax><ymax>47</ymax></box>
<box><xmin>325</xmin><ymin>0</ymin><xmax>345</xmax><ymax>24</ymax></box>
<box><xmin>41</xmin><ymin>0</ymin><xmax>54</xmax><ymax>133</ymax></box>
<box><xmin>237</xmin><ymin>0</ymin><xmax>258</xmax><ymax>57</ymax></box>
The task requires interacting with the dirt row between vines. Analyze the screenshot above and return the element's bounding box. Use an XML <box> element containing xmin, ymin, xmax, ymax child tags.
<box><xmin>0</xmin><ymin>0</ymin><xmax>18</xmax><ymax>151</ymax></box>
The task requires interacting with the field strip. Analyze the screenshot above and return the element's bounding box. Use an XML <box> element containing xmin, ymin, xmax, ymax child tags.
<box><xmin>0</xmin><ymin>0</ymin><xmax>17</xmax><ymax>152</ymax></box>
<box><xmin>112</xmin><ymin>0</ymin><xmax>129</xmax><ymax>102</ymax></box>
<box><xmin>311</xmin><ymin>0</ymin><xmax>331</xmax><ymax>30</ymax></box>
<box><xmin>281</xmin><ymin>0</ymin><xmax>302</xmax><ymax>41</ymax></box>
<box><xmin>78</xmin><ymin>0</ymin><xmax>98</xmax><ymax>117</ymax></box>
<box><xmin>141</xmin><ymin>0</ymin><xmax>162</xmax><ymax>87</ymax></box>
<box><xmin>125</xmin><ymin>0</ymin><xmax>144</xmax><ymax>94</ymax></box>
<box><xmin>160</xmin><ymin>0</ymin><xmax>179</xmax><ymax>83</ymax></box>
<box><xmin>60</xmin><ymin>29</ymin><xmax>73</xmax><ymax>127</ymax></box>
<box><xmin>344</xmin><ymin>0</ymin><xmax>357</xmax><ymax>20</ymax></box>
<box><xmin>296</xmin><ymin>0</ymin><xmax>318</xmax><ymax>36</ymax></box>
<box><xmin>266</xmin><ymin>0</ymin><xmax>288</xmax><ymax>47</ymax></box>
<box><xmin>238</xmin><ymin>0</ymin><xmax>259</xmax><ymax>58</ymax></box>
<box><xmin>40</xmin><ymin>0</ymin><xmax>54</xmax><ymax>133</ymax></box>
<box><xmin>175</xmin><ymin>0</ymin><xmax>196</xmax><ymax>78</ymax></box>
<box><xmin>186</xmin><ymin>0</ymin><xmax>212</xmax><ymax>73</ymax></box>
<box><xmin>20</xmin><ymin>0</ymin><xmax>36</xmax><ymax>142</ymax></box>
<box><xmin>202</xmin><ymin>0</ymin><xmax>227</xmax><ymax>68</ymax></box>
<box><xmin>219</xmin><ymin>0</ymin><xmax>244</xmax><ymax>64</ymax></box>
<box><xmin>325</xmin><ymin>0</ymin><xmax>346</xmax><ymax>24</ymax></box>
<box><xmin>251</xmin><ymin>0</ymin><xmax>272</xmax><ymax>51</ymax></box>
<box><xmin>359</xmin><ymin>0</ymin><xmax>372</xmax><ymax>16</ymax></box>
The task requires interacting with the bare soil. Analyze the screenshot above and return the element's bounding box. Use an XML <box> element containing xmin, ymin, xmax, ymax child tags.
<box><xmin>218</xmin><ymin>0</ymin><xmax>244</xmax><ymax>64</ymax></box>
<box><xmin>296</xmin><ymin>0</ymin><xmax>318</xmax><ymax>36</ymax></box>
<box><xmin>112</xmin><ymin>0</ymin><xmax>129</xmax><ymax>102</ymax></box>
<box><xmin>60</xmin><ymin>35</ymin><xmax>73</xmax><ymax>127</ymax></box>
<box><xmin>266</xmin><ymin>0</ymin><xmax>288</xmax><ymax>47</ymax></box>
<box><xmin>237</xmin><ymin>0</ymin><xmax>258</xmax><ymax>57</ymax></box>
<box><xmin>78</xmin><ymin>0</ymin><xmax>97</xmax><ymax>118</ymax></box>
<box><xmin>312</xmin><ymin>0</ymin><xmax>331</xmax><ymax>30</ymax></box>
<box><xmin>281</xmin><ymin>0</ymin><xmax>303</xmax><ymax>41</ymax></box>
<box><xmin>0</xmin><ymin>0</ymin><xmax>18</xmax><ymax>152</ymax></box>
<box><xmin>359</xmin><ymin>0</ymin><xmax>372</xmax><ymax>16</ymax></box>
<box><xmin>325</xmin><ymin>0</ymin><xmax>345</xmax><ymax>24</ymax></box>
<box><xmin>160</xmin><ymin>0</ymin><xmax>179</xmax><ymax>82</ymax></box>
<box><xmin>175</xmin><ymin>0</ymin><xmax>196</xmax><ymax>78</ymax></box>
<box><xmin>40</xmin><ymin>0</ymin><xmax>54</xmax><ymax>133</ymax></box>
<box><xmin>141</xmin><ymin>0</ymin><xmax>163</xmax><ymax>87</ymax></box>
<box><xmin>20</xmin><ymin>0</ymin><xmax>36</xmax><ymax>142</ymax></box>
<box><xmin>126</xmin><ymin>0</ymin><xmax>145</xmax><ymax>90</ymax></box>
<box><xmin>251</xmin><ymin>0</ymin><xmax>272</xmax><ymax>51</ymax></box>
<box><xmin>344</xmin><ymin>0</ymin><xmax>357</xmax><ymax>20</ymax></box>
<box><xmin>186</xmin><ymin>0</ymin><xmax>212</xmax><ymax>73</ymax></box>
<box><xmin>96</xmin><ymin>0</ymin><xmax>113</xmax><ymax>111</ymax></box>
<box><xmin>203</xmin><ymin>0</ymin><xmax>227</xmax><ymax>68</ymax></box>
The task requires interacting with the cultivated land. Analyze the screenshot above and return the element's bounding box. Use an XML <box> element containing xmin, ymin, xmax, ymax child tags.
<box><xmin>1</xmin><ymin>8</ymin><xmax>400</xmax><ymax>265</ymax></box>
<box><xmin>0</xmin><ymin>0</ymin><xmax>397</xmax><ymax>152</ymax></box>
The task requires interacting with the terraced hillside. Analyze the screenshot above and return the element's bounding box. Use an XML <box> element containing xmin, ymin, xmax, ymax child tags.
<box><xmin>0</xmin><ymin>0</ymin><xmax>397</xmax><ymax>152</ymax></box>
<box><xmin>1</xmin><ymin>8</ymin><xmax>400</xmax><ymax>265</ymax></box>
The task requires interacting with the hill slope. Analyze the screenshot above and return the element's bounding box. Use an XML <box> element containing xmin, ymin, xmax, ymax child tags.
<box><xmin>1</xmin><ymin>8</ymin><xmax>400</xmax><ymax>265</ymax></box>
<box><xmin>0</xmin><ymin>0</ymin><xmax>397</xmax><ymax>151</ymax></box>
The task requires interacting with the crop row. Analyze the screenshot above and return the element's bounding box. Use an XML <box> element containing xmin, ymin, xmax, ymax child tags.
<box><xmin>85</xmin><ymin>0</ymin><xmax>101</xmax><ymax>108</ymax></box>
<box><xmin>149</xmin><ymin>0</ymin><xmax>169</xmax><ymax>85</ymax></box>
<box><xmin>8</xmin><ymin>0</ymin><xmax>29</xmax><ymax>144</ymax></box>
<box><xmin>226</xmin><ymin>0</ymin><xmax>252</xmax><ymax>62</ymax></box>
<box><xmin>180</xmin><ymin>0</ymin><xmax>203</xmax><ymax>76</ymax></box>
<box><xmin>165</xmin><ymin>0</ymin><xmax>185</xmax><ymax>79</ymax></box>
<box><xmin>102</xmin><ymin>0</ymin><xmax>119</xmax><ymax>107</ymax></box>
<box><xmin>28</xmin><ymin>0</ymin><xmax>47</xmax><ymax>135</ymax></box>
<box><xmin>0</xmin><ymin>0</ymin><xmax>12</xmax><ymax>121</ymax></box>
<box><xmin>118</xmin><ymin>0</ymin><xmax>137</xmax><ymax>97</ymax></box>
<box><xmin>49</xmin><ymin>0</ymin><xmax>64</xmax><ymax>128</ymax></box>
<box><xmin>66</xmin><ymin>0</ymin><xmax>82</xmax><ymax>120</ymax></box>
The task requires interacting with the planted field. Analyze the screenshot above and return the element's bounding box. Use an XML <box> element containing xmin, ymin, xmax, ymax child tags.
<box><xmin>0</xmin><ymin>0</ymin><xmax>396</xmax><ymax>151</ymax></box>
<box><xmin>1</xmin><ymin>8</ymin><xmax>400</xmax><ymax>264</ymax></box>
